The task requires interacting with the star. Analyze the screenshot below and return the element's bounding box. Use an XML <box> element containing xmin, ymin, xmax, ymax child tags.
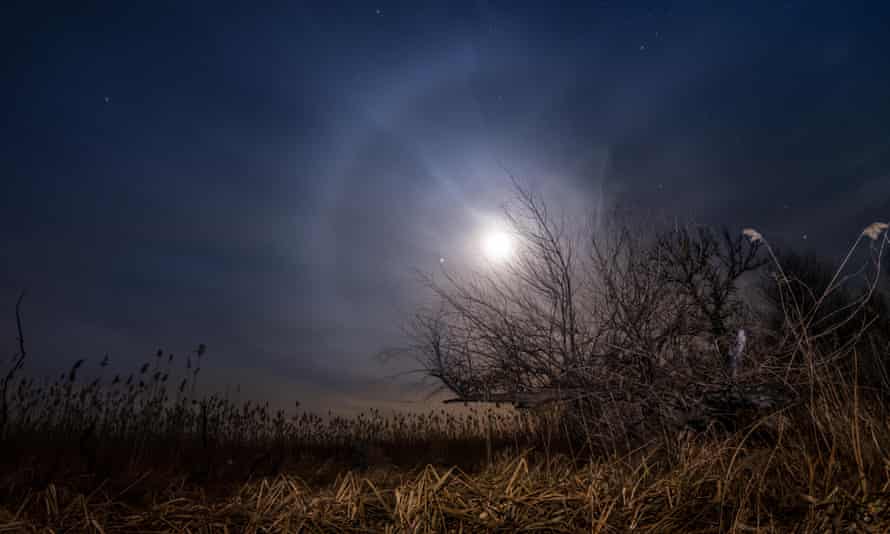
<box><xmin>104</xmin><ymin>96</ymin><xmax>111</xmax><ymax>103</ymax></box>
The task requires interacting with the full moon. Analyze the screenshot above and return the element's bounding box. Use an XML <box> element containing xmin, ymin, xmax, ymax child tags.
<box><xmin>481</xmin><ymin>229</ymin><xmax>514</xmax><ymax>262</ymax></box>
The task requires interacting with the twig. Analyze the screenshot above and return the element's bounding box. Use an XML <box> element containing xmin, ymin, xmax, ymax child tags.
<box><xmin>0</xmin><ymin>291</ymin><xmax>27</xmax><ymax>437</ymax></box>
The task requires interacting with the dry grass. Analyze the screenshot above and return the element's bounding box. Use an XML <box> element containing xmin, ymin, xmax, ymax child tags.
<box><xmin>1</xmin><ymin>223</ymin><xmax>889</xmax><ymax>532</ymax></box>
<box><xmin>3</xmin><ymin>353</ymin><xmax>890</xmax><ymax>532</ymax></box>
<box><xmin>3</xmin><ymin>416</ymin><xmax>890</xmax><ymax>533</ymax></box>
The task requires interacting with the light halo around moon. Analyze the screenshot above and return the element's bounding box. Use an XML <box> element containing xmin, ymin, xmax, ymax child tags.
<box><xmin>480</xmin><ymin>227</ymin><xmax>515</xmax><ymax>263</ymax></box>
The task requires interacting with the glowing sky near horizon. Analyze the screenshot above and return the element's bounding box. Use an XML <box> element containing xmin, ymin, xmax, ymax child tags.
<box><xmin>1</xmin><ymin>2</ymin><xmax>889</xmax><ymax>412</ymax></box>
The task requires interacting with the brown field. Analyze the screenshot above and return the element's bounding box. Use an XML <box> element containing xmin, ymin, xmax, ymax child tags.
<box><xmin>0</xmin><ymin>349</ymin><xmax>889</xmax><ymax>533</ymax></box>
<box><xmin>2</xmin><ymin>227</ymin><xmax>890</xmax><ymax>532</ymax></box>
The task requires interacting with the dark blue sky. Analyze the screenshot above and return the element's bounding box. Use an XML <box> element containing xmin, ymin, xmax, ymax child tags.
<box><xmin>3</xmin><ymin>1</ymin><xmax>890</xmax><ymax>412</ymax></box>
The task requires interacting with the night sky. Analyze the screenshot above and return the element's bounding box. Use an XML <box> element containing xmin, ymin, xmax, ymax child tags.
<box><xmin>3</xmin><ymin>1</ymin><xmax>890</xmax><ymax>413</ymax></box>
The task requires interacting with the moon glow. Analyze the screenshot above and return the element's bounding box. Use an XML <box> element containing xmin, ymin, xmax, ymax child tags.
<box><xmin>481</xmin><ymin>229</ymin><xmax>514</xmax><ymax>263</ymax></box>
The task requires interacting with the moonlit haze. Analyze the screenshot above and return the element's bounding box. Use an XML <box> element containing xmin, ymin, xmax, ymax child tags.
<box><xmin>481</xmin><ymin>227</ymin><xmax>515</xmax><ymax>263</ymax></box>
<box><xmin>2</xmin><ymin>2</ymin><xmax>889</xmax><ymax>416</ymax></box>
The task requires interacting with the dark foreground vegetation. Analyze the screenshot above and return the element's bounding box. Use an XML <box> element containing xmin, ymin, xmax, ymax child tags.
<box><xmin>1</xmin><ymin>196</ymin><xmax>889</xmax><ymax>531</ymax></box>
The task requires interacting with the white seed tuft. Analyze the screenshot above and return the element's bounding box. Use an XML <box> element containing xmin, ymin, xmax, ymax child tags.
<box><xmin>862</xmin><ymin>222</ymin><xmax>889</xmax><ymax>241</ymax></box>
<box><xmin>742</xmin><ymin>228</ymin><xmax>763</xmax><ymax>243</ymax></box>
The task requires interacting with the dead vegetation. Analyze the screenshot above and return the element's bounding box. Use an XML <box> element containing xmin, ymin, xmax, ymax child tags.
<box><xmin>1</xmin><ymin>186</ymin><xmax>889</xmax><ymax>531</ymax></box>
<box><xmin>3</xmin><ymin>408</ymin><xmax>890</xmax><ymax>533</ymax></box>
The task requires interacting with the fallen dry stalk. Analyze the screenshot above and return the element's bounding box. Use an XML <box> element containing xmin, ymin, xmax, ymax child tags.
<box><xmin>2</xmin><ymin>423</ymin><xmax>889</xmax><ymax>533</ymax></box>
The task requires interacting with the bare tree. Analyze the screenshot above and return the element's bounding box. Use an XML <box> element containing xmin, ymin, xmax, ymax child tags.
<box><xmin>589</xmin><ymin>219</ymin><xmax>695</xmax><ymax>385</ymax></box>
<box><xmin>406</xmin><ymin>181</ymin><xmax>769</xmax><ymax>441</ymax></box>
<box><xmin>408</xmin><ymin>180</ymin><xmax>596</xmax><ymax>404</ymax></box>
<box><xmin>587</xmin><ymin>218</ymin><xmax>766</xmax><ymax>384</ymax></box>
<box><xmin>652</xmin><ymin>226</ymin><xmax>767</xmax><ymax>363</ymax></box>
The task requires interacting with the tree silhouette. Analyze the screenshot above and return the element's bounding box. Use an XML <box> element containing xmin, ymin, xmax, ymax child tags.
<box><xmin>407</xmin><ymin>181</ymin><xmax>768</xmax><ymax>434</ymax></box>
